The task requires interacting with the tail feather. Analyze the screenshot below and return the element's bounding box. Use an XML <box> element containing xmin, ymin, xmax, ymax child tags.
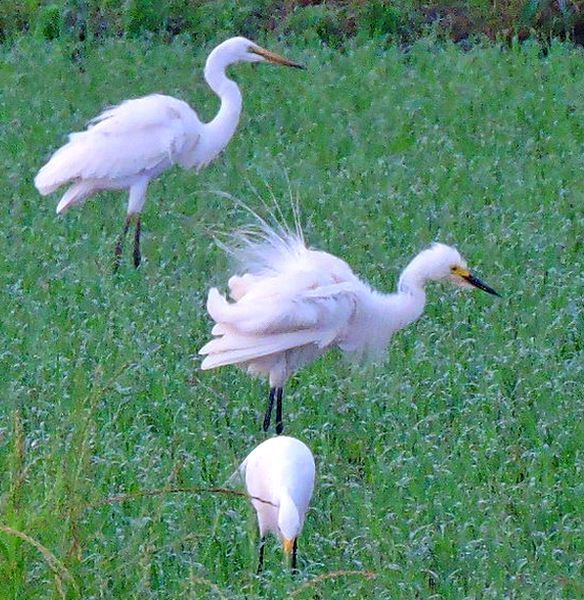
<box><xmin>211</xmin><ymin>323</ymin><xmax>234</xmax><ymax>335</ymax></box>
<box><xmin>206</xmin><ymin>287</ymin><xmax>278</xmax><ymax>334</ymax></box>
<box><xmin>227</xmin><ymin>273</ymin><xmax>263</xmax><ymax>301</ymax></box>
<box><xmin>34</xmin><ymin>163</ymin><xmax>66</xmax><ymax>195</ymax></box>
<box><xmin>56</xmin><ymin>181</ymin><xmax>96</xmax><ymax>214</ymax></box>
<box><xmin>199</xmin><ymin>329</ymin><xmax>320</xmax><ymax>370</ymax></box>
<box><xmin>206</xmin><ymin>288</ymin><xmax>230</xmax><ymax>322</ymax></box>
<box><xmin>35</xmin><ymin>141</ymin><xmax>82</xmax><ymax>195</ymax></box>
<box><xmin>34</xmin><ymin>130</ymin><xmax>101</xmax><ymax>196</ymax></box>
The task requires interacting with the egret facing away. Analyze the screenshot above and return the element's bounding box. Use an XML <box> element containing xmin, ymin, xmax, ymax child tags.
<box><xmin>34</xmin><ymin>37</ymin><xmax>303</xmax><ymax>269</ymax></box>
<box><xmin>240</xmin><ymin>436</ymin><xmax>315</xmax><ymax>572</ymax></box>
<box><xmin>199</xmin><ymin>221</ymin><xmax>500</xmax><ymax>434</ymax></box>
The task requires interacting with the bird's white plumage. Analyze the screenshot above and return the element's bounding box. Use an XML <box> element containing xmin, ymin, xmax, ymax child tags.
<box><xmin>34</xmin><ymin>37</ymin><xmax>300</xmax><ymax>218</ymax></box>
<box><xmin>199</xmin><ymin>227</ymin><xmax>365</xmax><ymax>385</ymax></box>
<box><xmin>240</xmin><ymin>436</ymin><xmax>315</xmax><ymax>543</ymax></box>
<box><xmin>35</xmin><ymin>95</ymin><xmax>202</xmax><ymax>213</ymax></box>
<box><xmin>200</xmin><ymin>221</ymin><xmax>495</xmax><ymax>388</ymax></box>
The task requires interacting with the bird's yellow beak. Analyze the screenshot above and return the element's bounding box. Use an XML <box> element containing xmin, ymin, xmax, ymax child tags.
<box><xmin>283</xmin><ymin>537</ymin><xmax>295</xmax><ymax>555</ymax></box>
<box><xmin>250</xmin><ymin>46</ymin><xmax>304</xmax><ymax>69</ymax></box>
<box><xmin>452</xmin><ymin>266</ymin><xmax>500</xmax><ymax>297</ymax></box>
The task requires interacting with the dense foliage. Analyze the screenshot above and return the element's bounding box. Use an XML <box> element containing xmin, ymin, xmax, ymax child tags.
<box><xmin>1</xmin><ymin>0</ymin><xmax>583</xmax><ymax>46</ymax></box>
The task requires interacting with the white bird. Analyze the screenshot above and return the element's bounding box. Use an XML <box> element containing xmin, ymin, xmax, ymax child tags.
<box><xmin>239</xmin><ymin>435</ymin><xmax>315</xmax><ymax>572</ymax></box>
<box><xmin>199</xmin><ymin>220</ymin><xmax>500</xmax><ymax>433</ymax></box>
<box><xmin>34</xmin><ymin>37</ymin><xmax>303</xmax><ymax>269</ymax></box>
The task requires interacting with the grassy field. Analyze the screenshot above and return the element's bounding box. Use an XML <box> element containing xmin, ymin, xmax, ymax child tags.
<box><xmin>0</xmin><ymin>35</ymin><xmax>582</xmax><ymax>598</ymax></box>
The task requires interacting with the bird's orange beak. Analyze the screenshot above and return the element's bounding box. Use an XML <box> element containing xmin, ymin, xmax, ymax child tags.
<box><xmin>283</xmin><ymin>537</ymin><xmax>295</xmax><ymax>555</ymax></box>
<box><xmin>250</xmin><ymin>45</ymin><xmax>304</xmax><ymax>69</ymax></box>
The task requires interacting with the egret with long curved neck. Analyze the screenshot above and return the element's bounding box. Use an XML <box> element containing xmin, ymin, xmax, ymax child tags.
<box><xmin>200</xmin><ymin>221</ymin><xmax>500</xmax><ymax>434</ymax></box>
<box><xmin>34</xmin><ymin>37</ymin><xmax>303</xmax><ymax>269</ymax></box>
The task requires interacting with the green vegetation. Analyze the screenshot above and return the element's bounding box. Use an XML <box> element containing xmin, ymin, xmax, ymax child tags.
<box><xmin>1</xmin><ymin>0</ymin><xmax>583</xmax><ymax>46</ymax></box>
<box><xmin>0</xmin><ymin>34</ymin><xmax>583</xmax><ymax>598</ymax></box>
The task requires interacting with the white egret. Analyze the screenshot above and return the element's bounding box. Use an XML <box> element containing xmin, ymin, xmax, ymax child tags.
<box><xmin>239</xmin><ymin>435</ymin><xmax>315</xmax><ymax>572</ymax></box>
<box><xmin>199</xmin><ymin>221</ymin><xmax>500</xmax><ymax>434</ymax></box>
<box><xmin>34</xmin><ymin>37</ymin><xmax>303</xmax><ymax>269</ymax></box>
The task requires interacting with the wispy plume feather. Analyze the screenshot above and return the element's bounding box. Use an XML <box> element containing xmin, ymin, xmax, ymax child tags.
<box><xmin>207</xmin><ymin>179</ymin><xmax>308</xmax><ymax>276</ymax></box>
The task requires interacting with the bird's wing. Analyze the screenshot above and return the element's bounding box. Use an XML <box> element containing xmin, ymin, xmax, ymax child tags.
<box><xmin>199</xmin><ymin>278</ymin><xmax>361</xmax><ymax>369</ymax></box>
<box><xmin>199</xmin><ymin>224</ymin><xmax>368</xmax><ymax>368</ymax></box>
<box><xmin>215</xmin><ymin>253</ymin><xmax>362</xmax><ymax>334</ymax></box>
<box><xmin>34</xmin><ymin>94</ymin><xmax>202</xmax><ymax>194</ymax></box>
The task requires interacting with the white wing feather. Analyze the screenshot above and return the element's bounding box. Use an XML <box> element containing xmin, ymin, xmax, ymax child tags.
<box><xmin>199</xmin><ymin>227</ymin><xmax>364</xmax><ymax>371</ymax></box>
<box><xmin>34</xmin><ymin>94</ymin><xmax>202</xmax><ymax>195</ymax></box>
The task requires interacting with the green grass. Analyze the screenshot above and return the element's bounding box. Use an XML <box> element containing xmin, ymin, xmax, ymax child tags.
<box><xmin>0</xmin><ymin>35</ymin><xmax>583</xmax><ymax>598</ymax></box>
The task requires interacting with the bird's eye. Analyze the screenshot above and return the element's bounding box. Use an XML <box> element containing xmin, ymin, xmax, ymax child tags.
<box><xmin>451</xmin><ymin>265</ymin><xmax>468</xmax><ymax>277</ymax></box>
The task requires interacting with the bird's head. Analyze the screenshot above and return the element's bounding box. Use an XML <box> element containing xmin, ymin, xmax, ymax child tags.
<box><xmin>278</xmin><ymin>493</ymin><xmax>301</xmax><ymax>560</ymax></box>
<box><xmin>210</xmin><ymin>36</ymin><xmax>304</xmax><ymax>69</ymax></box>
<box><xmin>403</xmin><ymin>243</ymin><xmax>500</xmax><ymax>296</ymax></box>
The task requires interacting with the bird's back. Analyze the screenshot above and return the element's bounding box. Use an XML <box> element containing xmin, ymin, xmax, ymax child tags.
<box><xmin>243</xmin><ymin>437</ymin><xmax>315</xmax><ymax>533</ymax></box>
<box><xmin>34</xmin><ymin>94</ymin><xmax>203</xmax><ymax>196</ymax></box>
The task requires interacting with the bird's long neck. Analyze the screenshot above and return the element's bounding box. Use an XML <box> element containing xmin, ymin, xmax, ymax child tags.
<box><xmin>393</xmin><ymin>263</ymin><xmax>429</xmax><ymax>327</ymax></box>
<box><xmin>203</xmin><ymin>54</ymin><xmax>243</xmax><ymax>152</ymax></box>
<box><xmin>277</xmin><ymin>492</ymin><xmax>301</xmax><ymax>537</ymax></box>
<box><xmin>342</xmin><ymin>257</ymin><xmax>432</xmax><ymax>361</ymax></box>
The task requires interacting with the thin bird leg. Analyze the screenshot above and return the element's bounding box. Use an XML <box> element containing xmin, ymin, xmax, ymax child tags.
<box><xmin>114</xmin><ymin>215</ymin><xmax>132</xmax><ymax>272</ymax></box>
<box><xmin>133</xmin><ymin>215</ymin><xmax>142</xmax><ymax>268</ymax></box>
<box><xmin>291</xmin><ymin>538</ymin><xmax>298</xmax><ymax>573</ymax></box>
<box><xmin>263</xmin><ymin>388</ymin><xmax>276</xmax><ymax>432</ymax></box>
<box><xmin>126</xmin><ymin>178</ymin><xmax>148</xmax><ymax>269</ymax></box>
<box><xmin>275</xmin><ymin>388</ymin><xmax>284</xmax><ymax>435</ymax></box>
<box><xmin>256</xmin><ymin>536</ymin><xmax>266</xmax><ymax>574</ymax></box>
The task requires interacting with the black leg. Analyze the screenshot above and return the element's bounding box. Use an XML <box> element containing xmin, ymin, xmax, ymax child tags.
<box><xmin>263</xmin><ymin>388</ymin><xmax>276</xmax><ymax>432</ymax></box>
<box><xmin>114</xmin><ymin>215</ymin><xmax>132</xmax><ymax>271</ymax></box>
<box><xmin>133</xmin><ymin>215</ymin><xmax>142</xmax><ymax>268</ymax></box>
<box><xmin>275</xmin><ymin>388</ymin><xmax>284</xmax><ymax>435</ymax></box>
<box><xmin>291</xmin><ymin>538</ymin><xmax>298</xmax><ymax>572</ymax></box>
<box><xmin>256</xmin><ymin>536</ymin><xmax>266</xmax><ymax>574</ymax></box>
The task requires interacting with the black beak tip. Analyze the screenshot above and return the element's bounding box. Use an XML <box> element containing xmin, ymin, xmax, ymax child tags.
<box><xmin>464</xmin><ymin>274</ymin><xmax>501</xmax><ymax>298</ymax></box>
<box><xmin>481</xmin><ymin>282</ymin><xmax>501</xmax><ymax>298</ymax></box>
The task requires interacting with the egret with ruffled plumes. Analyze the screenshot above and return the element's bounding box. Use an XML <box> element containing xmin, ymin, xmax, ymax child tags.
<box><xmin>199</xmin><ymin>220</ymin><xmax>500</xmax><ymax>434</ymax></box>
